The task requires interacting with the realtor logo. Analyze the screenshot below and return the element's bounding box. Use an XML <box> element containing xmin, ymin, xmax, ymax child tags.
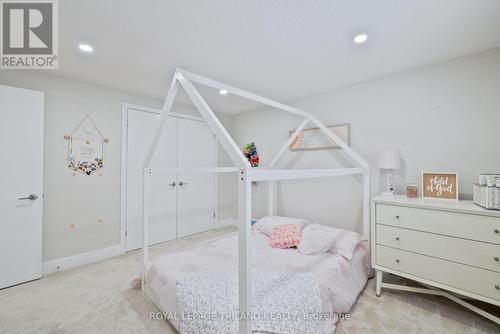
<box><xmin>1</xmin><ymin>0</ymin><xmax>58</xmax><ymax>69</ymax></box>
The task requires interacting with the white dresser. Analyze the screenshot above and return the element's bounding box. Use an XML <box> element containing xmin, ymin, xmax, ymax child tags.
<box><xmin>371</xmin><ymin>195</ymin><xmax>500</xmax><ymax>324</ymax></box>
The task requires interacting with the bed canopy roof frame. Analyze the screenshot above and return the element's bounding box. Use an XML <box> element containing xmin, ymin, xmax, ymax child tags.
<box><xmin>142</xmin><ymin>68</ymin><xmax>370</xmax><ymax>334</ymax></box>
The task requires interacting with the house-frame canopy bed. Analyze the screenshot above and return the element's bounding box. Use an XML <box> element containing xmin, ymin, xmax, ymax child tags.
<box><xmin>142</xmin><ymin>68</ymin><xmax>370</xmax><ymax>334</ymax></box>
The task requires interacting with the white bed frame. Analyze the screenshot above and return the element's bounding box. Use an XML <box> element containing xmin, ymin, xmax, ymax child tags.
<box><xmin>142</xmin><ymin>68</ymin><xmax>370</xmax><ymax>334</ymax></box>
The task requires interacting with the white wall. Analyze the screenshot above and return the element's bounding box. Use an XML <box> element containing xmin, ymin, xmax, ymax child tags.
<box><xmin>231</xmin><ymin>47</ymin><xmax>500</xmax><ymax>233</ymax></box>
<box><xmin>0</xmin><ymin>72</ymin><xmax>162</xmax><ymax>261</ymax></box>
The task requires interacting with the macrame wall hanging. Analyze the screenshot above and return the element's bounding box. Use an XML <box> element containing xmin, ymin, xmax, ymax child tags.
<box><xmin>64</xmin><ymin>115</ymin><xmax>109</xmax><ymax>175</ymax></box>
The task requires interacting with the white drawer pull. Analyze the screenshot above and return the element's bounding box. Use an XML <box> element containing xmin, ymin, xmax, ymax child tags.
<box><xmin>395</xmin><ymin>259</ymin><xmax>400</xmax><ymax>263</ymax></box>
<box><xmin>395</xmin><ymin>237</ymin><xmax>400</xmax><ymax>241</ymax></box>
<box><xmin>495</xmin><ymin>257</ymin><xmax>499</xmax><ymax>262</ymax></box>
<box><xmin>495</xmin><ymin>284</ymin><xmax>500</xmax><ymax>290</ymax></box>
<box><xmin>495</xmin><ymin>229</ymin><xmax>500</xmax><ymax>234</ymax></box>
<box><xmin>395</xmin><ymin>215</ymin><xmax>400</xmax><ymax>219</ymax></box>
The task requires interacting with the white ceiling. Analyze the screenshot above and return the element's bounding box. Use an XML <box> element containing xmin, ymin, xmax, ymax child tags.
<box><xmin>57</xmin><ymin>0</ymin><xmax>500</xmax><ymax>114</ymax></box>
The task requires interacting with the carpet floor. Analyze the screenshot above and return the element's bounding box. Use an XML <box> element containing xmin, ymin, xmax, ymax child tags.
<box><xmin>0</xmin><ymin>227</ymin><xmax>498</xmax><ymax>334</ymax></box>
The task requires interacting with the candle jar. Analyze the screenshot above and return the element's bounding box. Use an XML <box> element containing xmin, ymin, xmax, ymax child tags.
<box><xmin>406</xmin><ymin>184</ymin><xmax>418</xmax><ymax>198</ymax></box>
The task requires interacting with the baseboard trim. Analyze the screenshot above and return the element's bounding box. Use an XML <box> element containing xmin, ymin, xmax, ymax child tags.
<box><xmin>215</xmin><ymin>218</ymin><xmax>237</xmax><ymax>228</ymax></box>
<box><xmin>42</xmin><ymin>245</ymin><xmax>122</xmax><ymax>276</ymax></box>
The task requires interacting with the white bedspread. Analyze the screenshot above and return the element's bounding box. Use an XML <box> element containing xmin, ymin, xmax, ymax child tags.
<box><xmin>145</xmin><ymin>230</ymin><xmax>370</xmax><ymax>333</ymax></box>
<box><xmin>176</xmin><ymin>272</ymin><xmax>321</xmax><ymax>334</ymax></box>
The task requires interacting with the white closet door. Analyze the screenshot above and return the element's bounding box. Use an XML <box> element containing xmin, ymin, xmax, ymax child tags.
<box><xmin>126</xmin><ymin>109</ymin><xmax>177</xmax><ymax>251</ymax></box>
<box><xmin>0</xmin><ymin>85</ymin><xmax>43</xmax><ymax>289</ymax></box>
<box><xmin>177</xmin><ymin>118</ymin><xmax>216</xmax><ymax>237</ymax></box>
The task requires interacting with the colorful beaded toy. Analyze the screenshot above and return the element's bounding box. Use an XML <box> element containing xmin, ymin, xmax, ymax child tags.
<box><xmin>242</xmin><ymin>142</ymin><xmax>259</xmax><ymax>167</ymax></box>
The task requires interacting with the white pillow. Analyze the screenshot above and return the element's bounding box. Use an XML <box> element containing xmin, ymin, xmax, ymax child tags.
<box><xmin>298</xmin><ymin>224</ymin><xmax>363</xmax><ymax>260</ymax></box>
<box><xmin>328</xmin><ymin>228</ymin><xmax>364</xmax><ymax>260</ymax></box>
<box><xmin>253</xmin><ymin>216</ymin><xmax>309</xmax><ymax>237</ymax></box>
<box><xmin>297</xmin><ymin>224</ymin><xmax>336</xmax><ymax>255</ymax></box>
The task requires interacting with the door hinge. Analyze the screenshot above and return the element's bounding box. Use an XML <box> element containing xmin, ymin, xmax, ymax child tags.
<box><xmin>213</xmin><ymin>212</ymin><xmax>216</xmax><ymax>219</ymax></box>
<box><xmin>125</xmin><ymin>229</ymin><xmax>127</xmax><ymax>237</ymax></box>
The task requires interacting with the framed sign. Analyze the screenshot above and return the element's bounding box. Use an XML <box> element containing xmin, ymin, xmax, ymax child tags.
<box><xmin>289</xmin><ymin>123</ymin><xmax>350</xmax><ymax>151</ymax></box>
<box><xmin>422</xmin><ymin>172</ymin><xmax>458</xmax><ymax>200</ymax></box>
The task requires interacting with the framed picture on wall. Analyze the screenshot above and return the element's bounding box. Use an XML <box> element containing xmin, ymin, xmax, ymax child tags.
<box><xmin>422</xmin><ymin>172</ymin><xmax>458</xmax><ymax>200</ymax></box>
<box><xmin>289</xmin><ymin>123</ymin><xmax>351</xmax><ymax>151</ymax></box>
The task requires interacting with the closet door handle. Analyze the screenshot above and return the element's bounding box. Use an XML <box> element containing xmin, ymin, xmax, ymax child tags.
<box><xmin>179</xmin><ymin>181</ymin><xmax>188</xmax><ymax>186</ymax></box>
<box><xmin>19</xmin><ymin>194</ymin><xmax>38</xmax><ymax>201</ymax></box>
<box><xmin>168</xmin><ymin>182</ymin><xmax>176</xmax><ymax>187</ymax></box>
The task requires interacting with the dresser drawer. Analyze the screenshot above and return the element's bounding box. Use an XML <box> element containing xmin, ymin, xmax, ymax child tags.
<box><xmin>376</xmin><ymin>204</ymin><xmax>500</xmax><ymax>245</ymax></box>
<box><xmin>376</xmin><ymin>245</ymin><xmax>500</xmax><ymax>303</ymax></box>
<box><xmin>376</xmin><ymin>224</ymin><xmax>500</xmax><ymax>272</ymax></box>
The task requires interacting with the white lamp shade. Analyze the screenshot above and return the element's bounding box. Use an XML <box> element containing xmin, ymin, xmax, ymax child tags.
<box><xmin>378</xmin><ymin>148</ymin><xmax>401</xmax><ymax>169</ymax></box>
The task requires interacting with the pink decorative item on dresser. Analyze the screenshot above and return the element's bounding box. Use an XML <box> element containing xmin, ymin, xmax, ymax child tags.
<box><xmin>270</xmin><ymin>224</ymin><xmax>302</xmax><ymax>249</ymax></box>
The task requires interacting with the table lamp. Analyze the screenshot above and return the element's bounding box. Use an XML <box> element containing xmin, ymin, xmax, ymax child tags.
<box><xmin>378</xmin><ymin>148</ymin><xmax>401</xmax><ymax>195</ymax></box>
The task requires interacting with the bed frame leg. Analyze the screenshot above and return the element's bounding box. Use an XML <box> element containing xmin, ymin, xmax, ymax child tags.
<box><xmin>376</xmin><ymin>270</ymin><xmax>383</xmax><ymax>297</ymax></box>
<box><xmin>238</xmin><ymin>170</ymin><xmax>252</xmax><ymax>334</ymax></box>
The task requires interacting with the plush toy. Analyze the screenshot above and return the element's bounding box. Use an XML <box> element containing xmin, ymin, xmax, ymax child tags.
<box><xmin>242</xmin><ymin>142</ymin><xmax>259</xmax><ymax>167</ymax></box>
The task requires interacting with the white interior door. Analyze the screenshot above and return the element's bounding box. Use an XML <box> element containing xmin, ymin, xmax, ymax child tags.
<box><xmin>125</xmin><ymin>108</ymin><xmax>177</xmax><ymax>251</ymax></box>
<box><xmin>177</xmin><ymin>118</ymin><xmax>216</xmax><ymax>237</ymax></box>
<box><xmin>0</xmin><ymin>85</ymin><xmax>43</xmax><ymax>289</ymax></box>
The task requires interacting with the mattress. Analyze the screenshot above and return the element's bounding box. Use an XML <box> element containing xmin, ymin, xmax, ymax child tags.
<box><xmin>145</xmin><ymin>230</ymin><xmax>370</xmax><ymax>333</ymax></box>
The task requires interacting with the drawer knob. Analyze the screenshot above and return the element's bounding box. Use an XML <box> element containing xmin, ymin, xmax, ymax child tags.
<box><xmin>495</xmin><ymin>229</ymin><xmax>500</xmax><ymax>234</ymax></box>
<box><xmin>395</xmin><ymin>215</ymin><xmax>400</xmax><ymax>219</ymax></box>
<box><xmin>395</xmin><ymin>237</ymin><xmax>400</xmax><ymax>241</ymax></box>
<box><xmin>495</xmin><ymin>284</ymin><xmax>500</xmax><ymax>290</ymax></box>
<box><xmin>495</xmin><ymin>257</ymin><xmax>499</xmax><ymax>262</ymax></box>
<box><xmin>395</xmin><ymin>259</ymin><xmax>400</xmax><ymax>263</ymax></box>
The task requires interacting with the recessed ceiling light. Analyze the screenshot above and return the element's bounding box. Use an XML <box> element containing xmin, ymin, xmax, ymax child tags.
<box><xmin>219</xmin><ymin>89</ymin><xmax>228</xmax><ymax>96</ymax></box>
<box><xmin>78</xmin><ymin>43</ymin><xmax>93</xmax><ymax>53</ymax></box>
<box><xmin>353</xmin><ymin>34</ymin><xmax>368</xmax><ymax>44</ymax></box>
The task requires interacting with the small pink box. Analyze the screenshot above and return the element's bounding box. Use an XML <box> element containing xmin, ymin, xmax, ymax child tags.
<box><xmin>406</xmin><ymin>184</ymin><xmax>418</xmax><ymax>198</ymax></box>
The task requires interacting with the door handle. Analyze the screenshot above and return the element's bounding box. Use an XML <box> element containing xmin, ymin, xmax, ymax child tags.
<box><xmin>179</xmin><ymin>181</ymin><xmax>188</xmax><ymax>186</ymax></box>
<box><xmin>19</xmin><ymin>194</ymin><xmax>38</xmax><ymax>201</ymax></box>
<box><xmin>168</xmin><ymin>182</ymin><xmax>176</xmax><ymax>187</ymax></box>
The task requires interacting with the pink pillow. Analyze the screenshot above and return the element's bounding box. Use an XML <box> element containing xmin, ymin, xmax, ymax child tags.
<box><xmin>270</xmin><ymin>224</ymin><xmax>302</xmax><ymax>249</ymax></box>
